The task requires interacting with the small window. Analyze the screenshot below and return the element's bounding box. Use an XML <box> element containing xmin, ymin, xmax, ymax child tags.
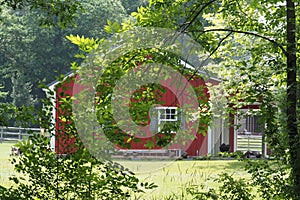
<box><xmin>237</xmin><ymin>112</ymin><xmax>262</xmax><ymax>135</ymax></box>
<box><xmin>150</xmin><ymin>107</ymin><xmax>185</xmax><ymax>133</ymax></box>
<box><xmin>159</xmin><ymin>107</ymin><xmax>178</xmax><ymax>121</ymax></box>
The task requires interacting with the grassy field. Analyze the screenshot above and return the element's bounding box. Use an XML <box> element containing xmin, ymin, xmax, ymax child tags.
<box><xmin>0</xmin><ymin>142</ymin><xmax>249</xmax><ymax>199</ymax></box>
<box><xmin>119</xmin><ymin>159</ymin><xmax>248</xmax><ymax>199</ymax></box>
<box><xmin>0</xmin><ymin>142</ymin><xmax>17</xmax><ymax>187</ymax></box>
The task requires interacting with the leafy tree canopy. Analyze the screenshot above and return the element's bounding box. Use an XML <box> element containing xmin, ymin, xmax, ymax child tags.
<box><xmin>0</xmin><ymin>0</ymin><xmax>144</xmax><ymax>112</ymax></box>
<box><xmin>103</xmin><ymin>0</ymin><xmax>300</xmax><ymax>197</ymax></box>
<box><xmin>0</xmin><ymin>0</ymin><xmax>82</xmax><ymax>28</ymax></box>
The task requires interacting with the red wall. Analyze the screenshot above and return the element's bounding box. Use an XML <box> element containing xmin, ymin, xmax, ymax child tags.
<box><xmin>54</xmin><ymin>74</ymin><xmax>212</xmax><ymax>156</ymax></box>
<box><xmin>55</xmin><ymin>76</ymin><xmax>76</xmax><ymax>154</ymax></box>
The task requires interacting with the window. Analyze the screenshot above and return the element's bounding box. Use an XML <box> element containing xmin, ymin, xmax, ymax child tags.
<box><xmin>158</xmin><ymin>107</ymin><xmax>178</xmax><ymax>122</ymax></box>
<box><xmin>245</xmin><ymin>115</ymin><xmax>260</xmax><ymax>133</ymax></box>
<box><xmin>237</xmin><ymin>112</ymin><xmax>262</xmax><ymax>135</ymax></box>
<box><xmin>150</xmin><ymin>107</ymin><xmax>184</xmax><ymax>133</ymax></box>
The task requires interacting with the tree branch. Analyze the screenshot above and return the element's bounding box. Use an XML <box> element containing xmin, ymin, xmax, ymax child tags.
<box><xmin>173</xmin><ymin>31</ymin><xmax>233</xmax><ymax>107</ymax></box>
<box><xmin>178</xmin><ymin>0</ymin><xmax>217</xmax><ymax>33</ymax></box>
<box><xmin>187</xmin><ymin>31</ymin><xmax>233</xmax><ymax>81</ymax></box>
<box><xmin>190</xmin><ymin>28</ymin><xmax>287</xmax><ymax>56</ymax></box>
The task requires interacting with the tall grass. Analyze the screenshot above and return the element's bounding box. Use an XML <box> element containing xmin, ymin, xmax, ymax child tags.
<box><xmin>124</xmin><ymin>160</ymin><xmax>247</xmax><ymax>199</ymax></box>
<box><xmin>0</xmin><ymin>143</ymin><xmax>248</xmax><ymax>199</ymax></box>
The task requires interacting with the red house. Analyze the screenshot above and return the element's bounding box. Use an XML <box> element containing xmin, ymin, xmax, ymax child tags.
<box><xmin>46</xmin><ymin>63</ymin><xmax>265</xmax><ymax>158</ymax></box>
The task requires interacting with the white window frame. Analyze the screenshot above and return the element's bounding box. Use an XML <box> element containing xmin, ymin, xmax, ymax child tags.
<box><xmin>157</xmin><ymin>107</ymin><xmax>178</xmax><ymax>121</ymax></box>
<box><xmin>149</xmin><ymin>106</ymin><xmax>182</xmax><ymax>133</ymax></box>
<box><xmin>156</xmin><ymin>107</ymin><xmax>178</xmax><ymax>132</ymax></box>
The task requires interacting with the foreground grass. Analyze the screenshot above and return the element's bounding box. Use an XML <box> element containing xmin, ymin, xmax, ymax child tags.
<box><xmin>0</xmin><ymin>142</ymin><xmax>248</xmax><ymax>199</ymax></box>
<box><xmin>118</xmin><ymin>159</ymin><xmax>247</xmax><ymax>199</ymax></box>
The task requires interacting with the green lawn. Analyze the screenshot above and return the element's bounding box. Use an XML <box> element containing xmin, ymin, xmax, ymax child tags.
<box><xmin>118</xmin><ymin>159</ymin><xmax>248</xmax><ymax>199</ymax></box>
<box><xmin>0</xmin><ymin>142</ymin><xmax>17</xmax><ymax>187</ymax></box>
<box><xmin>0</xmin><ymin>142</ymin><xmax>249</xmax><ymax>199</ymax></box>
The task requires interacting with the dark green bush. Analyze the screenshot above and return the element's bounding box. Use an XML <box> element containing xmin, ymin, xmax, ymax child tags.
<box><xmin>187</xmin><ymin>159</ymin><xmax>294</xmax><ymax>200</ymax></box>
<box><xmin>245</xmin><ymin>159</ymin><xmax>293</xmax><ymax>199</ymax></box>
<box><xmin>187</xmin><ymin>172</ymin><xmax>253</xmax><ymax>200</ymax></box>
<box><xmin>0</xmin><ymin>135</ymin><xmax>156</xmax><ymax>200</ymax></box>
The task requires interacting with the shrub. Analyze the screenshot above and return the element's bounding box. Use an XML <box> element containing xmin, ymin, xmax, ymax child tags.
<box><xmin>187</xmin><ymin>172</ymin><xmax>253</xmax><ymax>200</ymax></box>
<box><xmin>186</xmin><ymin>159</ymin><xmax>294</xmax><ymax>200</ymax></box>
<box><xmin>216</xmin><ymin>173</ymin><xmax>253</xmax><ymax>200</ymax></box>
<box><xmin>245</xmin><ymin>159</ymin><xmax>293</xmax><ymax>199</ymax></box>
<box><xmin>219</xmin><ymin>143</ymin><xmax>230</xmax><ymax>152</ymax></box>
<box><xmin>0</xmin><ymin>135</ymin><xmax>156</xmax><ymax>200</ymax></box>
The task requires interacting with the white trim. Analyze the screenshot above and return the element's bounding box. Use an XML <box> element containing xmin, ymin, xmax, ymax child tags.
<box><xmin>157</xmin><ymin>107</ymin><xmax>178</xmax><ymax>122</ymax></box>
<box><xmin>180</xmin><ymin>60</ymin><xmax>221</xmax><ymax>82</ymax></box>
<box><xmin>50</xmin><ymin>90</ymin><xmax>56</xmax><ymax>152</ymax></box>
<box><xmin>155</xmin><ymin>106</ymin><xmax>178</xmax><ymax>109</ymax></box>
<box><xmin>42</xmin><ymin>86</ymin><xmax>57</xmax><ymax>152</ymax></box>
<box><xmin>234</xmin><ymin>116</ymin><xmax>237</xmax><ymax>152</ymax></box>
<box><xmin>207</xmin><ymin>126</ymin><xmax>212</xmax><ymax>155</ymax></box>
<box><xmin>47</xmin><ymin>72</ymin><xmax>74</xmax><ymax>89</ymax></box>
<box><xmin>43</xmin><ymin>72</ymin><xmax>76</xmax><ymax>152</ymax></box>
<box><xmin>221</xmin><ymin>118</ymin><xmax>224</xmax><ymax>144</ymax></box>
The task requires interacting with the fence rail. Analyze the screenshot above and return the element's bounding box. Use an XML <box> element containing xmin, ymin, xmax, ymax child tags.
<box><xmin>237</xmin><ymin>134</ymin><xmax>262</xmax><ymax>153</ymax></box>
<box><xmin>0</xmin><ymin>126</ymin><xmax>42</xmax><ymax>142</ymax></box>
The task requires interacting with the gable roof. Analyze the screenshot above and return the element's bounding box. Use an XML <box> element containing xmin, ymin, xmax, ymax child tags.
<box><xmin>47</xmin><ymin>71</ymin><xmax>74</xmax><ymax>91</ymax></box>
<box><xmin>46</xmin><ymin>60</ymin><xmax>221</xmax><ymax>89</ymax></box>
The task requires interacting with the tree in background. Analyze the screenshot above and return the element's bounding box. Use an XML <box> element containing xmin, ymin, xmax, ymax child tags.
<box><xmin>121</xmin><ymin>0</ymin><xmax>149</xmax><ymax>14</ymax></box>
<box><xmin>0</xmin><ymin>0</ymin><xmax>145</xmax><ymax>116</ymax></box>
<box><xmin>0</xmin><ymin>0</ymin><xmax>82</xmax><ymax>28</ymax></box>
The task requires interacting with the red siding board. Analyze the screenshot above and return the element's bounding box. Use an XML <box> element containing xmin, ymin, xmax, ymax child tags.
<box><xmin>55</xmin><ymin>77</ymin><xmax>76</xmax><ymax>154</ymax></box>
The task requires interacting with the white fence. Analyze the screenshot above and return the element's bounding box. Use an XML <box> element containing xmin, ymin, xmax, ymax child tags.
<box><xmin>237</xmin><ymin>134</ymin><xmax>263</xmax><ymax>153</ymax></box>
<box><xmin>0</xmin><ymin>126</ymin><xmax>42</xmax><ymax>142</ymax></box>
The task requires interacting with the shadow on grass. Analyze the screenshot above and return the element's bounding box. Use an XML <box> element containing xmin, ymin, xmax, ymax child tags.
<box><xmin>189</xmin><ymin>159</ymin><xmax>247</xmax><ymax>173</ymax></box>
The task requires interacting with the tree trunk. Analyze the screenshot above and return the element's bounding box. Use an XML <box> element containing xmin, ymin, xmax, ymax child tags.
<box><xmin>286</xmin><ymin>0</ymin><xmax>300</xmax><ymax>197</ymax></box>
